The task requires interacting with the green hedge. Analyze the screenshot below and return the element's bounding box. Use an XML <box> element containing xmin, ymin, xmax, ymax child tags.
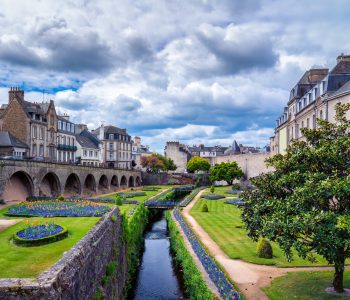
<box><xmin>166</xmin><ymin>211</ymin><xmax>214</xmax><ymax>300</ymax></box>
<box><xmin>13</xmin><ymin>227</ymin><xmax>68</xmax><ymax>247</ymax></box>
<box><xmin>122</xmin><ymin>203</ymin><xmax>149</xmax><ymax>295</ymax></box>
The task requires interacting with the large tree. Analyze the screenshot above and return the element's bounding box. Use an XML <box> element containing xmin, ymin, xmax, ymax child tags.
<box><xmin>241</xmin><ymin>103</ymin><xmax>350</xmax><ymax>293</ymax></box>
<box><xmin>209</xmin><ymin>161</ymin><xmax>243</xmax><ymax>185</ymax></box>
<box><xmin>186</xmin><ymin>156</ymin><xmax>210</xmax><ymax>172</ymax></box>
<box><xmin>141</xmin><ymin>153</ymin><xmax>177</xmax><ymax>173</ymax></box>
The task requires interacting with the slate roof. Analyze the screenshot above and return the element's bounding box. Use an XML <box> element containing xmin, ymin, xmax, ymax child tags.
<box><xmin>330</xmin><ymin>60</ymin><xmax>350</xmax><ymax>74</ymax></box>
<box><xmin>327</xmin><ymin>79</ymin><xmax>350</xmax><ymax>98</ymax></box>
<box><xmin>0</xmin><ymin>132</ymin><xmax>29</xmax><ymax>148</ymax></box>
<box><xmin>76</xmin><ymin>130</ymin><xmax>100</xmax><ymax>149</ymax></box>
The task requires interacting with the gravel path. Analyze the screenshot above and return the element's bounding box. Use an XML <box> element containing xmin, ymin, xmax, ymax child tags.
<box><xmin>182</xmin><ymin>190</ymin><xmax>339</xmax><ymax>300</ymax></box>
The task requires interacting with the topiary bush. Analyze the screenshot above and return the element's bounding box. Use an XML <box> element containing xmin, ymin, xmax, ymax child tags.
<box><xmin>57</xmin><ymin>195</ymin><xmax>65</xmax><ymax>201</ymax></box>
<box><xmin>256</xmin><ymin>238</ymin><xmax>273</xmax><ymax>259</ymax></box>
<box><xmin>210</xmin><ymin>185</ymin><xmax>215</xmax><ymax>193</ymax></box>
<box><xmin>201</xmin><ymin>203</ymin><xmax>209</xmax><ymax>212</ymax></box>
<box><xmin>115</xmin><ymin>195</ymin><xmax>123</xmax><ymax>206</ymax></box>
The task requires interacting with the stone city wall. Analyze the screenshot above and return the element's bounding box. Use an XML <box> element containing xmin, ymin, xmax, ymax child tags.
<box><xmin>0</xmin><ymin>207</ymin><xmax>127</xmax><ymax>300</ymax></box>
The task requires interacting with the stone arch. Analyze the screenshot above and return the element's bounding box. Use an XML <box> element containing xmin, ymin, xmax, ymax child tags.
<box><xmin>98</xmin><ymin>174</ymin><xmax>109</xmax><ymax>191</ymax></box>
<box><xmin>64</xmin><ymin>173</ymin><xmax>81</xmax><ymax>195</ymax></box>
<box><xmin>120</xmin><ymin>175</ymin><xmax>127</xmax><ymax>188</ymax></box>
<box><xmin>3</xmin><ymin>171</ymin><xmax>34</xmax><ymax>202</ymax></box>
<box><xmin>128</xmin><ymin>176</ymin><xmax>134</xmax><ymax>187</ymax></box>
<box><xmin>40</xmin><ymin>172</ymin><xmax>61</xmax><ymax>197</ymax></box>
<box><xmin>84</xmin><ymin>174</ymin><xmax>96</xmax><ymax>194</ymax></box>
<box><xmin>135</xmin><ymin>176</ymin><xmax>141</xmax><ymax>187</ymax></box>
<box><xmin>111</xmin><ymin>175</ymin><xmax>119</xmax><ymax>190</ymax></box>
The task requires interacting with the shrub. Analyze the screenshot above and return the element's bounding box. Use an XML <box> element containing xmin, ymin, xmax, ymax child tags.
<box><xmin>57</xmin><ymin>195</ymin><xmax>65</xmax><ymax>201</ymax></box>
<box><xmin>115</xmin><ymin>195</ymin><xmax>123</xmax><ymax>206</ymax></box>
<box><xmin>256</xmin><ymin>238</ymin><xmax>273</xmax><ymax>259</ymax></box>
<box><xmin>231</xmin><ymin>183</ymin><xmax>240</xmax><ymax>190</ymax></box>
<box><xmin>210</xmin><ymin>185</ymin><xmax>215</xmax><ymax>193</ymax></box>
<box><xmin>201</xmin><ymin>203</ymin><xmax>209</xmax><ymax>212</ymax></box>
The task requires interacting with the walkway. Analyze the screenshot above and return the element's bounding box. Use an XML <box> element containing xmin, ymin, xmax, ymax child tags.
<box><xmin>182</xmin><ymin>190</ymin><xmax>337</xmax><ymax>300</ymax></box>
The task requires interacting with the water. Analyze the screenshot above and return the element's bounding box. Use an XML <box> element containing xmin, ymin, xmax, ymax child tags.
<box><xmin>132</xmin><ymin>213</ymin><xmax>186</xmax><ymax>300</ymax></box>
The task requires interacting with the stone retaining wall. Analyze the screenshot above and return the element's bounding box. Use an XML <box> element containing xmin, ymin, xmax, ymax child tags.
<box><xmin>0</xmin><ymin>207</ymin><xmax>127</xmax><ymax>300</ymax></box>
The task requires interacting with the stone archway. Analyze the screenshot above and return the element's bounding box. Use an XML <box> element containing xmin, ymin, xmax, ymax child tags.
<box><xmin>135</xmin><ymin>176</ymin><xmax>141</xmax><ymax>187</ymax></box>
<box><xmin>64</xmin><ymin>173</ymin><xmax>81</xmax><ymax>195</ymax></box>
<box><xmin>40</xmin><ymin>172</ymin><xmax>61</xmax><ymax>197</ymax></box>
<box><xmin>120</xmin><ymin>175</ymin><xmax>127</xmax><ymax>188</ymax></box>
<box><xmin>3</xmin><ymin>171</ymin><xmax>34</xmax><ymax>202</ymax></box>
<box><xmin>98</xmin><ymin>175</ymin><xmax>109</xmax><ymax>191</ymax></box>
<box><xmin>111</xmin><ymin>175</ymin><xmax>119</xmax><ymax>190</ymax></box>
<box><xmin>128</xmin><ymin>176</ymin><xmax>134</xmax><ymax>187</ymax></box>
<box><xmin>84</xmin><ymin>174</ymin><xmax>96</xmax><ymax>194</ymax></box>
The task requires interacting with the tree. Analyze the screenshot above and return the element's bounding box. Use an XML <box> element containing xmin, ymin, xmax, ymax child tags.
<box><xmin>140</xmin><ymin>153</ymin><xmax>177</xmax><ymax>173</ymax></box>
<box><xmin>241</xmin><ymin>103</ymin><xmax>350</xmax><ymax>293</ymax></box>
<box><xmin>209</xmin><ymin>162</ymin><xmax>243</xmax><ymax>185</ymax></box>
<box><xmin>186</xmin><ymin>156</ymin><xmax>210</xmax><ymax>172</ymax></box>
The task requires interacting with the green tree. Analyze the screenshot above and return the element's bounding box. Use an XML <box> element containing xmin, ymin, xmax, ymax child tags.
<box><xmin>241</xmin><ymin>103</ymin><xmax>350</xmax><ymax>293</ymax></box>
<box><xmin>155</xmin><ymin>153</ymin><xmax>177</xmax><ymax>171</ymax></box>
<box><xmin>141</xmin><ymin>154</ymin><xmax>164</xmax><ymax>173</ymax></box>
<box><xmin>209</xmin><ymin>162</ymin><xmax>243</xmax><ymax>185</ymax></box>
<box><xmin>186</xmin><ymin>156</ymin><xmax>210</xmax><ymax>172</ymax></box>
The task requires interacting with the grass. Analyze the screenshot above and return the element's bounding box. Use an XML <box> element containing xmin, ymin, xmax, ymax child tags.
<box><xmin>264</xmin><ymin>270</ymin><xmax>350</xmax><ymax>300</ymax></box>
<box><xmin>190</xmin><ymin>193</ymin><xmax>329</xmax><ymax>267</ymax></box>
<box><xmin>0</xmin><ymin>215</ymin><xmax>99</xmax><ymax>278</ymax></box>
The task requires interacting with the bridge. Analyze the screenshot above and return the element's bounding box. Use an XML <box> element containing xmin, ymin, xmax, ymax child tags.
<box><xmin>0</xmin><ymin>159</ymin><xmax>141</xmax><ymax>202</ymax></box>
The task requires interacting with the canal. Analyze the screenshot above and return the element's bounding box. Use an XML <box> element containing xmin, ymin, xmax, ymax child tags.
<box><xmin>131</xmin><ymin>211</ymin><xmax>186</xmax><ymax>300</ymax></box>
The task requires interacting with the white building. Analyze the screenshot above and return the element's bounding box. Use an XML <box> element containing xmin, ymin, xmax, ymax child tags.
<box><xmin>57</xmin><ymin>114</ymin><xmax>77</xmax><ymax>163</ymax></box>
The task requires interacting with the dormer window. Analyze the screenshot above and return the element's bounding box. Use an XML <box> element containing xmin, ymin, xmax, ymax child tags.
<box><xmin>109</xmin><ymin>134</ymin><xmax>114</xmax><ymax>140</ymax></box>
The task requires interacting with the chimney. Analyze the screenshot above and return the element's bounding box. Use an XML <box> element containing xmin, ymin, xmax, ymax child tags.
<box><xmin>337</xmin><ymin>53</ymin><xmax>350</xmax><ymax>63</ymax></box>
<box><xmin>99</xmin><ymin>123</ymin><xmax>104</xmax><ymax>140</ymax></box>
<box><xmin>9</xmin><ymin>87</ymin><xmax>24</xmax><ymax>103</ymax></box>
<box><xmin>61</xmin><ymin>113</ymin><xmax>70</xmax><ymax>121</ymax></box>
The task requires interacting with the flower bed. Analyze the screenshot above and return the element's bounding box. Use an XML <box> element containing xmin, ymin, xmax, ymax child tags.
<box><xmin>225</xmin><ymin>190</ymin><xmax>242</xmax><ymax>195</ymax></box>
<box><xmin>225</xmin><ymin>199</ymin><xmax>245</xmax><ymax>206</ymax></box>
<box><xmin>173</xmin><ymin>208</ymin><xmax>240</xmax><ymax>300</ymax></box>
<box><xmin>179</xmin><ymin>187</ymin><xmax>205</xmax><ymax>207</ymax></box>
<box><xmin>200</xmin><ymin>194</ymin><xmax>226</xmax><ymax>200</ymax></box>
<box><xmin>6</xmin><ymin>201</ymin><xmax>110</xmax><ymax>217</ymax></box>
<box><xmin>14</xmin><ymin>221</ymin><xmax>68</xmax><ymax>246</ymax></box>
<box><xmin>117</xmin><ymin>191</ymin><xmax>146</xmax><ymax>198</ymax></box>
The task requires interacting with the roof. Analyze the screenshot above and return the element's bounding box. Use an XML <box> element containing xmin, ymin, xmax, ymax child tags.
<box><xmin>330</xmin><ymin>60</ymin><xmax>350</xmax><ymax>74</ymax></box>
<box><xmin>327</xmin><ymin>79</ymin><xmax>350</xmax><ymax>98</ymax></box>
<box><xmin>0</xmin><ymin>132</ymin><xmax>29</xmax><ymax>148</ymax></box>
<box><xmin>224</xmin><ymin>140</ymin><xmax>241</xmax><ymax>155</ymax></box>
<box><xmin>76</xmin><ymin>130</ymin><xmax>100</xmax><ymax>149</ymax></box>
<box><xmin>92</xmin><ymin>125</ymin><xmax>130</xmax><ymax>137</ymax></box>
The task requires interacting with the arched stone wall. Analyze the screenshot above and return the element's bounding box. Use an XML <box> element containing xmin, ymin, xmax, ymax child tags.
<box><xmin>40</xmin><ymin>172</ymin><xmax>61</xmax><ymax>197</ymax></box>
<box><xmin>64</xmin><ymin>173</ymin><xmax>81</xmax><ymax>195</ymax></box>
<box><xmin>3</xmin><ymin>171</ymin><xmax>34</xmax><ymax>202</ymax></box>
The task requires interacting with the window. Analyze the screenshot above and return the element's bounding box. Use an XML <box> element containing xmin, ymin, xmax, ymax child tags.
<box><xmin>39</xmin><ymin>145</ymin><xmax>44</xmax><ymax>156</ymax></box>
<box><xmin>83</xmin><ymin>150</ymin><xmax>87</xmax><ymax>157</ymax></box>
<box><xmin>320</xmin><ymin>110</ymin><xmax>323</xmax><ymax>119</ymax></box>
<box><xmin>95</xmin><ymin>151</ymin><xmax>98</xmax><ymax>157</ymax></box>
<box><xmin>89</xmin><ymin>151</ymin><xmax>93</xmax><ymax>157</ymax></box>
<box><xmin>109</xmin><ymin>152</ymin><xmax>113</xmax><ymax>160</ymax></box>
<box><xmin>313</xmin><ymin>115</ymin><xmax>316</xmax><ymax>129</ymax></box>
<box><xmin>58</xmin><ymin>120</ymin><xmax>62</xmax><ymax>130</ymax></box>
<box><xmin>32</xmin><ymin>144</ymin><xmax>37</xmax><ymax>156</ymax></box>
<box><xmin>50</xmin><ymin>114</ymin><xmax>54</xmax><ymax>125</ymax></box>
<box><xmin>63</xmin><ymin>122</ymin><xmax>66</xmax><ymax>131</ymax></box>
<box><xmin>306</xmin><ymin>118</ymin><xmax>309</xmax><ymax>128</ymax></box>
<box><xmin>67</xmin><ymin>123</ymin><xmax>70</xmax><ymax>132</ymax></box>
<box><xmin>301</xmin><ymin>121</ymin><xmax>304</xmax><ymax>128</ymax></box>
<box><xmin>109</xmin><ymin>134</ymin><xmax>114</xmax><ymax>140</ymax></box>
<box><xmin>40</xmin><ymin>128</ymin><xmax>44</xmax><ymax>140</ymax></box>
<box><xmin>33</xmin><ymin>126</ymin><xmax>37</xmax><ymax>138</ymax></box>
<box><xmin>71</xmin><ymin>125</ymin><xmax>74</xmax><ymax>133</ymax></box>
<box><xmin>63</xmin><ymin>136</ymin><xmax>66</xmax><ymax>144</ymax></box>
<box><xmin>109</xmin><ymin>143</ymin><xmax>113</xmax><ymax>150</ymax></box>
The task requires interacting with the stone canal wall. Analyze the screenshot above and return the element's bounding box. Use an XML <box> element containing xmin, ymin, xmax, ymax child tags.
<box><xmin>0</xmin><ymin>207</ymin><xmax>128</xmax><ymax>300</ymax></box>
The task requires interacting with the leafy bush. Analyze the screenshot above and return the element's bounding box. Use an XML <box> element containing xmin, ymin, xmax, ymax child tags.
<box><xmin>115</xmin><ymin>195</ymin><xmax>123</xmax><ymax>206</ymax></box>
<box><xmin>57</xmin><ymin>195</ymin><xmax>65</xmax><ymax>201</ymax></box>
<box><xmin>201</xmin><ymin>194</ymin><xmax>225</xmax><ymax>200</ymax></box>
<box><xmin>166</xmin><ymin>212</ymin><xmax>214</xmax><ymax>300</ymax></box>
<box><xmin>201</xmin><ymin>203</ymin><xmax>209</xmax><ymax>212</ymax></box>
<box><xmin>210</xmin><ymin>186</ymin><xmax>215</xmax><ymax>193</ymax></box>
<box><xmin>256</xmin><ymin>238</ymin><xmax>273</xmax><ymax>259</ymax></box>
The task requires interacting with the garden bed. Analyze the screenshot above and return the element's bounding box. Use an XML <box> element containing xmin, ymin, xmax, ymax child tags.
<box><xmin>200</xmin><ymin>194</ymin><xmax>226</xmax><ymax>200</ymax></box>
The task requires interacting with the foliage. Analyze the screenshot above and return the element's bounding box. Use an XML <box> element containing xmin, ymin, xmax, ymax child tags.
<box><xmin>241</xmin><ymin>103</ymin><xmax>350</xmax><ymax>292</ymax></box>
<box><xmin>210</xmin><ymin>185</ymin><xmax>215</xmax><ymax>193</ymax></box>
<box><xmin>6</xmin><ymin>201</ymin><xmax>110</xmax><ymax>217</ymax></box>
<box><xmin>225</xmin><ymin>199</ymin><xmax>245</xmax><ymax>206</ymax></box>
<box><xmin>115</xmin><ymin>195</ymin><xmax>123</xmax><ymax>206</ymax></box>
<box><xmin>173</xmin><ymin>208</ymin><xmax>240</xmax><ymax>299</ymax></box>
<box><xmin>201</xmin><ymin>203</ymin><xmax>209</xmax><ymax>212</ymax></box>
<box><xmin>141</xmin><ymin>153</ymin><xmax>177</xmax><ymax>173</ymax></box>
<box><xmin>186</xmin><ymin>156</ymin><xmax>210</xmax><ymax>172</ymax></box>
<box><xmin>256</xmin><ymin>238</ymin><xmax>273</xmax><ymax>259</ymax></box>
<box><xmin>179</xmin><ymin>187</ymin><xmax>205</xmax><ymax>207</ymax></box>
<box><xmin>209</xmin><ymin>162</ymin><xmax>244</xmax><ymax>185</ymax></box>
<box><xmin>166</xmin><ymin>211</ymin><xmax>214</xmax><ymax>300</ymax></box>
<box><xmin>57</xmin><ymin>195</ymin><xmax>65</xmax><ymax>201</ymax></box>
<box><xmin>201</xmin><ymin>194</ymin><xmax>225</xmax><ymax>200</ymax></box>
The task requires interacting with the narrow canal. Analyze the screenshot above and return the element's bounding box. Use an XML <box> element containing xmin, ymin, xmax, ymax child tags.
<box><xmin>131</xmin><ymin>212</ymin><xmax>186</xmax><ymax>300</ymax></box>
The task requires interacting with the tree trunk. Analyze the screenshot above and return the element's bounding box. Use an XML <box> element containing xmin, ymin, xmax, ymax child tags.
<box><xmin>333</xmin><ymin>257</ymin><xmax>345</xmax><ymax>293</ymax></box>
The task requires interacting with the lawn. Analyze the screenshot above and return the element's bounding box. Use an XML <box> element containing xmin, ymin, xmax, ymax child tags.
<box><xmin>264</xmin><ymin>270</ymin><xmax>350</xmax><ymax>300</ymax></box>
<box><xmin>190</xmin><ymin>194</ymin><xmax>329</xmax><ymax>267</ymax></box>
<box><xmin>0</xmin><ymin>215</ymin><xmax>99</xmax><ymax>278</ymax></box>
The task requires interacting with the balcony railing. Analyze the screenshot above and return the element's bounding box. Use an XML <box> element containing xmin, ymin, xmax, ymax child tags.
<box><xmin>57</xmin><ymin>144</ymin><xmax>77</xmax><ymax>151</ymax></box>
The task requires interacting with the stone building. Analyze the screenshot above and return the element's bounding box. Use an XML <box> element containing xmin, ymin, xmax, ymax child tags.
<box><xmin>0</xmin><ymin>131</ymin><xmax>29</xmax><ymax>157</ymax></box>
<box><xmin>92</xmin><ymin>125</ymin><xmax>132</xmax><ymax>169</ymax></box>
<box><xmin>164</xmin><ymin>141</ymin><xmax>191</xmax><ymax>173</ymax></box>
<box><xmin>0</xmin><ymin>87</ymin><xmax>58</xmax><ymax>160</ymax></box>
<box><xmin>76</xmin><ymin>126</ymin><xmax>102</xmax><ymax>166</ymax></box>
<box><xmin>131</xmin><ymin>136</ymin><xmax>151</xmax><ymax>170</ymax></box>
<box><xmin>57</xmin><ymin>114</ymin><xmax>77</xmax><ymax>163</ymax></box>
<box><xmin>271</xmin><ymin>54</ymin><xmax>350</xmax><ymax>154</ymax></box>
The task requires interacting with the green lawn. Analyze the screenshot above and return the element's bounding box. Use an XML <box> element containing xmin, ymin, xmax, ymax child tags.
<box><xmin>264</xmin><ymin>271</ymin><xmax>350</xmax><ymax>300</ymax></box>
<box><xmin>190</xmin><ymin>195</ymin><xmax>329</xmax><ymax>267</ymax></box>
<box><xmin>0</xmin><ymin>215</ymin><xmax>99</xmax><ymax>278</ymax></box>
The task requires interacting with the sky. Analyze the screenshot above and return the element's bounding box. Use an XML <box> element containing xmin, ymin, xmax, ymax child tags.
<box><xmin>0</xmin><ymin>0</ymin><xmax>349</xmax><ymax>152</ymax></box>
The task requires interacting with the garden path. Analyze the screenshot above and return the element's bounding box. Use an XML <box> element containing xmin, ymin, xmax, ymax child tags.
<box><xmin>183</xmin><ymin>190</ymin><xmax>339</xmax><ymax>300</ymax></box>
<box><xmin>0</xmin><ymin>219</ymin><xmax>21</xmax><ymax>232</ymax></box>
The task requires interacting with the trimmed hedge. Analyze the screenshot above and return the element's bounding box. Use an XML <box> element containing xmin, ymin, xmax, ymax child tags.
<box><xmin>13</xmin><ymin>226</ymin><xmax>68</xmax><ymax>247</ymax></box>
<box><xmin>117</xmin><ymin>192</ymin><xmax>146</xmax><ymax>198</ymax></box>
<box><xmin>179</xmin><ymin>187</ymin><xmax>205</xmax><ymax>207</ymax></box>
<box><xmin>141</xmin><ymin>187</ymin><xmax>161</xmax><ymax>191</ymax></box>
<box><xmin>257</xmin><ymin>238</ymin><xmax>273</xmax><ymax>259</ymax></box>
<box><xmin>200</xmin><ymin>194</ymin><xmax>225</xmax><ymax>200</ymax></box>
<box><xmin>166</xmin><ymin>212</ymin><xmax>214</xmax><ymax>300</ymax></box>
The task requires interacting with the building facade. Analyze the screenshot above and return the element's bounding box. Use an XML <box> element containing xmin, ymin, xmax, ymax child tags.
<box><xmin>76</xmin><ymin>126</ymin><xmax>102</xmax><ymax>166</ymax></box>
<box><xmin>164</xmin><ymin>141</ymin><xmax>191</xmax><ymax>173</ymax></box>
<box><xmin>57</xmin><ymin>115</ymin><xmax>77</xmax><ymax>163</ymax></box>
<box><xmin>92</xmin><ymin>125</ymin><xmax>132</xmax><ymax>169</ymax></box>
<box><xmin>131</xmin><ymin>136</ymin><xmax>151</xmax><ymax>170</ymax></box>
<box><xmin>272</xmin><ymin>54</ymin><xmax>350</xmax><ymax>154</ymax></box>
